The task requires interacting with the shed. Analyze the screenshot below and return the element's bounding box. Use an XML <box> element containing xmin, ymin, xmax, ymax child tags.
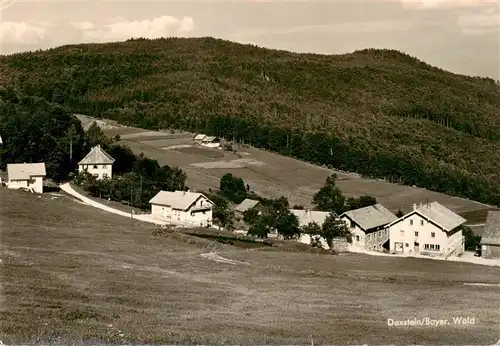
<box><xmin>481</xmin><ymin>211</ymin><xmax>500</xmax><ymax>259</ymax></box>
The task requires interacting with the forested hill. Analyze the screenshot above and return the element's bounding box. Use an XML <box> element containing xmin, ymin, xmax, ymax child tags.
<box><xmin>1</xmin><ymin>37</ymin><xmax>500</xmax><ymax>205</ymax></box>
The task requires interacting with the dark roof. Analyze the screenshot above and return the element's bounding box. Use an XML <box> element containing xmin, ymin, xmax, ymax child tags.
<box><xmin>481</xmin><ymin>211</ymin><xmax>500</xmax><ymax>246</ymax></box>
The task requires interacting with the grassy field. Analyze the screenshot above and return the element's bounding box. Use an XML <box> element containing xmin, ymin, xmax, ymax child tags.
<box><xmin>97</xmin><ymin>116</ymin><xmax>496</xmax><ymax>231</ymax></box>
<box><xmin>1</xmin><ymin>187</ymin><xmax>500</xmax><ymax>344</ymax></box>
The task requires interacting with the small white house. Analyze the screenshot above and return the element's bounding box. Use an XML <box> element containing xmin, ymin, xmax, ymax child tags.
<box><xmin>78</xmin><ymin>144</ymin><xmax>115</xmax><ymax>180</ymax></box>
<box><xmin>291</xmin><ymin>209</ymin><xmax>332</xmax><ymax>249</ymax></box>
<box><xmin>201</xmin><ymin>136</ymin><xmax>220</xmax><ymax>148</ymax></box>
<box><xmin>7</xmin><ymin>162</ymin><xmax>46</xmax><ymax>193</ymax></box>
<box><xmin>149</xmin><ymin>190</ymin><xmax>214</xmax><ymax>227</ymax></box>
<box><xmin>387</xmin><ymin>201</ymin><xmax>466</xmax><ymax>257</ymax></box>
<box><xmin>193</xmin><ymin>134</ymin><xmax>206</xmax><ymax>144</ymax></box>
<box><xmin>339</xmin><ymin>204</ymin><xmax>397</xmax><ymax>252</ymax></box>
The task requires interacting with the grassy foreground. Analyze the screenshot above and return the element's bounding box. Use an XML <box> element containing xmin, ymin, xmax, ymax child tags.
<box><xmin>1</xmin><ymin>188</ymin><xmax>500</xmax><ymax>344</ymax></box>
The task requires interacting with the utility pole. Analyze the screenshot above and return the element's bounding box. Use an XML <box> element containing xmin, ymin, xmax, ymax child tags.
<box><xmin>130</xmin><ymin>186</ymin><xmax>133</xmax><ymax>227</ymax></box>
<box><xmin>140</xmin><ymin>176</ymin><xmax>143</xmax><ymax>200</ymax></box>
<box><xmin>68</xmin><ymin>126</ymin><xmax>74</xmax><ymax>165</ymax></box>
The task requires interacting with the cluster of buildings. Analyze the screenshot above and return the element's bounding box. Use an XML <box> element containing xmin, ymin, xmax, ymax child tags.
<box><xmin>3</xmin><ymin>143</ymin><xmax>499</xmax><ymax>260</ymax></box>
<box><xmin>231</xmin><ymin>198</ymin><xmax>491</xmax><ymax>259</ymax></box>
<box><xmin>193</xmin><ymin>134</ymin><xmax>221</xmax><ymax>148</ymax></box>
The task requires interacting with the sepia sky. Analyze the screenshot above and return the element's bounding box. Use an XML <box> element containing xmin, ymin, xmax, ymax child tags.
<box><xmin>0</xmin><ymin>0</ymin><xmax>499</xmax><ymax>79</ymax></box>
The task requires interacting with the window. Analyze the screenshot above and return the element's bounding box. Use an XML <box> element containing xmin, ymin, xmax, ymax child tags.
<box><xmin>436</xmin><ymin>245</ymin><xmax>440</xmax><ymax>250</ymax></box>
<box><xmin>410</xmin><ymin>219</ymin><xmax>413</xmax><ymax>226</ymax></box>
<box><xmin>356</xmin><ymin>235</ymin><xmax>360</xmax><ymax>242</ymax></box>
<box><xmin>93</xmin><ymin>165</ymin><xmax>98</xmax><ymax>169</ymax></box>
<box><xmin>431</xmin><ymin>232</ymin><xmax>435</xmax><ymax>238</ymax></box>
<box><xmin>368</xmin><ymin>234</ymin><xmax>371</xmax><ymax>240</ymax></box>
<box><xmin>424</xmin><ymin>244</ymin><xmax>440</xmax><ymax>251</ymax></box>
<box><xmin>420</xmin><ymin>220</ymin><xmax>424</xmax><ymax>226</ymax></box>
<box><xmin>350</xmin><ymin>221</ymin><xmax>355</xmax><ymax>228</ymax></box>
<box><xmin>415</xmin><ymin>231</ymin><xmax>419</xmax><ymax>237</ymax></box>
<box><xmin>405</xmin><ymin>243</ymin><xmax>409</xmax><ymax>247</ymax></box>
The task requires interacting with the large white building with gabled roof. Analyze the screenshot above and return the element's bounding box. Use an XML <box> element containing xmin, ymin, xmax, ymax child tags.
<box><xmin>387</xmin><ymin>201</ymin><xmax>466</xmax><ymax>257</ymax></box>
<box><xmin>149</xmin><ymin>190</ymin><xmax>214</xmax><ymax>227</ymax></box>
<box><xmin>78</xmin><ymin>144</ymin><xmax>115</xmax><ymax>180</ymax></box>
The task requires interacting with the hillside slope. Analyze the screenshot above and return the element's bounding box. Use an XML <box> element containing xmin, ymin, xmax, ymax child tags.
<box><xmin>1</xmin><ymin>37</ymin><xmax>499</xmax><ymax>205</ymax></box>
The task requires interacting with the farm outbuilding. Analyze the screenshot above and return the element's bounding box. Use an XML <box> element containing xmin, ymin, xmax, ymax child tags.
<box><xmin>235</xmin><ymin>199</ymin><xmax>262</xmax><ymax>217</ymax></box>
<box><xmin>7</xmin><ymin>162</ymin><xmax>46</xmax><ymax>194</ymax></box>
<box><xmin>291</xmin><ymin>209</ymin><xmax>332</xmax><ymax>249</ymax></box>
<box><xmin>480</xmin><ymin>211</ymin><xmax>500</xmax><ymax>259</ymax></box>
<box><xmin>340</xmin><ymin>203</ymin><xmax>397</xmax><ymax>252</ymax></box>
<box><xmin>201</xmin><ymin>136</ymin><xmax>220</xmax><ymax>148</ymax></box>
<box><xmin>193</xmin><ymin>134</ymin><xmax>206</xmax><ymax>144</ymax></box>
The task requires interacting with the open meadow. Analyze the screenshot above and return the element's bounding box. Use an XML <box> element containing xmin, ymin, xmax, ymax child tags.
<box><xmin>91</xmin><ymin>115</ymin><xmax>497</xmax><ymax>234</ymax></box>
<box><xmin>1</xmin><ymin>188</ymin><xmax>500</xmax><ymax>344</ymax></box>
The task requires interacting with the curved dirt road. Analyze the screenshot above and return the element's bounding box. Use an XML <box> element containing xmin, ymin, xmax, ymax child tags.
<box><xmin>59</xmin><ymin>183</ymin><xmax>167</xmax><ymax>226</ymax></box>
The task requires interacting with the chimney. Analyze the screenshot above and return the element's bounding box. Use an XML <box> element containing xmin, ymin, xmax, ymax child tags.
<box><xmin>413</xmin><ymin>203</ymin><xmax>416</xmax><ymax>210</ymax></box>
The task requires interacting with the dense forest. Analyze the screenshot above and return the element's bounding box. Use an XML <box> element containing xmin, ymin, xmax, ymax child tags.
<box><xmin>1</xmin><ymin>37</ymin><xmax>500</xmax><ymax>205</ymax></box>
<box><xmin>0</xmin><ymin>90</ymin><xmax>86</xmax><ymax>181</ymax></box>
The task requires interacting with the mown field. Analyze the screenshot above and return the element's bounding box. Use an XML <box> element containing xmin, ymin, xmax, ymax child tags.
<box><xmin>1</xmin><ymin>187</ymin><xmax>500</xmax><ymax>344</ymax></box>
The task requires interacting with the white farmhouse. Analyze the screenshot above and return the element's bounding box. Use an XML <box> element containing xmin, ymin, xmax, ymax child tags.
<box><xmin>291</xmin><ymin>209</ymin><xmax>332</xmax><ymax>249</ymax></box>
<box><xmin>339</xmin><ymin>204</ymin><xmax>397</xmax><ymax>252</ymax></box>
<box><xmin>78</xmin><ymin>145</ymin><xmax>115</xmax><ymax>180</ymax></box>
<box><xmin>149</xmin><ymin>190</ymin><xmax>214</xmax><ymax>227</ymax></box>
<box><xmin>387</xmin><ymin>202</ymin><xmax>466</xmax><ymax>257</ymax></box>
<box><xmin>7</xmin><ymin>162</ymin><xmax>46</xmax><ymax>193</ymax></box>
<box><xmin>201</xmin><ymin>136</ymin><xmax>221</xmax><ymax>148</ymax></box>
